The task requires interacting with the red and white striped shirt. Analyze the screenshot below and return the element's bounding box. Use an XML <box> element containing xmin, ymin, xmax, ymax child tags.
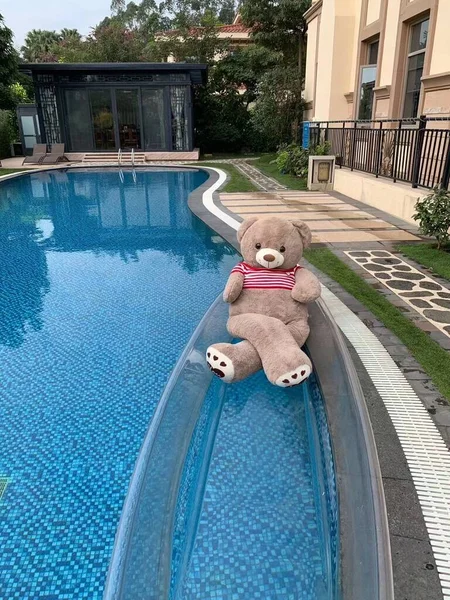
<box><xmin>231</xmin><ymin>262</ymin><xmax>302</xmax><ymax>290</ymax></box>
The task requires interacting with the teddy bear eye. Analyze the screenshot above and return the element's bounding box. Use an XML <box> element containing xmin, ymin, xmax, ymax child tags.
<box><xmin>280</xmin><ymin>246</ymin><xmax>286</xmax><ymax>253</ymax></box>
<box><xmin>255</xmin><ymin>243</ymin><xmax>261</xmax><ymax>249</ymax></box>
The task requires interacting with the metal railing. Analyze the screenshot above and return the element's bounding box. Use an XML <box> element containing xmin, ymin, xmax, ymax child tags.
<box><xmin>131</xmin><ymin>148</ymin><xmax>135</xmax><ymax>166</ymax></box>
<box><xmin>305</xmin><ymin>116</ymin><xmax>450</xmax><ymax>189</ymax></box>
<box><xmin>118</xmin><ymin>148</ymin><xmax>122</xmax><ymax>166</ymax></box>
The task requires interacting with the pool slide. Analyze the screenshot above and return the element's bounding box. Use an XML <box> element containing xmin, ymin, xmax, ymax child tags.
<box><xmin>104</xmin><ymin>294</ymin><xmax>393</xmax><ymax>600</ymax></box>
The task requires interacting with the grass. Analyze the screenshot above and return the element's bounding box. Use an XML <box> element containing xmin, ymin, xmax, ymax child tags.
<box><xmin>199</xmin><ymin>152</ymin><xmax>263</xmax><ymax>160</ymax></box>
<box><xmin>196</xmin><ymin>162</ymin><xmax>258</xmax><ymax>193</ymax></box>
<box><xmin>304</xmin><ymin>247</ymin><xmax>450</xmax><ymax>401</ymax></box>
<box><xmin>396</xmin><ymin>243</ymin><xmax>450</xmax><ymax>282</ymax></box>
<box><xmin>0</xmin><ymin>168</ymin><xmax>29</xmax><ymax>176</ymax></box>
<box><xmin>253</xmin><ymin>154</ymin><xmax>308</xmax><ymax>190</ymax></box>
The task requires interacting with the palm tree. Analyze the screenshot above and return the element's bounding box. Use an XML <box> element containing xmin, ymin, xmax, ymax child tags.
<box><xmin>21</xmin><ymin>29</ymin><xmax>61</xmax><ymax>62</ymax></box>
<box><xmin>60</xmin><ymin>28</ymin><xmax>82</xmax><ymax>43</ymax></box>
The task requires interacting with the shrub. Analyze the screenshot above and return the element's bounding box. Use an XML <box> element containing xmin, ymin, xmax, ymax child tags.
<box><xmin>0</xmin><ymin>110</ymin><xmax>14</xmax><ymax>159</ymax></box>
<box><xmin>275</xmin><ymin>143</ymin><xmax>309</xmax><ymax>178</ymax></box>
<box><xmin>311</xmin><ymin>140</ymin><xmax>331</xmax><ymax>155</ymax></box>
<box><xmin>413</xmin><ymin>187</ymin><xmax>450</xmax><ymax>249</ymax></box>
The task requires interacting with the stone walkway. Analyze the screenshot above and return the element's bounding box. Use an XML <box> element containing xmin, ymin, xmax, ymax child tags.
<box><xmin>345</xmin><ymin>250</ymin><xmax>450</xmax><ymax>338</ymax></box>
<box><xmin>219</xmin><ymin>190</ymin><xmax>421</xmax><ymax>244</ymax></box>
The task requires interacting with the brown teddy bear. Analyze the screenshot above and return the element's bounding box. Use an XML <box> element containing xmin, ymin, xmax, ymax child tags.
<box><xmin>206</xmin><ymin>216</ymin><xmax>321</xmax><ymax>387</ymax></box>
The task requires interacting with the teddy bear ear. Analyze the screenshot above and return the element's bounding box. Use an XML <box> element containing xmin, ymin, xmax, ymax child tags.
<box><xmin>237</xmin><ymin>217</ymin><xmax>259</xmax><ymax>243</ymax></box>
<box><xmin>291</xmin><ymin>220</ymin><xmax>312</xmax><ymax>249</ymax></box>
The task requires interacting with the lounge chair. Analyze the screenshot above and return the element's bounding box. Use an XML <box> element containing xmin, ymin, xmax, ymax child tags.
<box><xmin>40</xmin><ymin>144</ymin><xmax>68</xmax><ymax>165</ymax></box>
<box><xmin>22</xmin><ymin>144</ymin><xmax>47</xmax><ymax>165</ymax></box>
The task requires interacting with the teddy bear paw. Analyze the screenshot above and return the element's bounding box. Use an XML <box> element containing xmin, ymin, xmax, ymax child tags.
<box><xmin>275</xmin><ymin>364</ymin><xmax>311</xmax><ymax>388</ymax></box>
<box><xmin>206</xmin><ymin>347</ymin><xmax>235</xmax><ymax>383</ymax></box>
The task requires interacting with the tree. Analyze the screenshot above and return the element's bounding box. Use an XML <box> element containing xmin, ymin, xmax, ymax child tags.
<box><xmin>87</xmin><ymin>21</ymin><xmax>145</xmax><ymax>62</ymax></box>
<box><xmin>250</xmin><ymin>66</ymin><xmax>306</xmax><ymax>150</ymax></box>
<box><xmin>218</xmin><ymin>0</ymin><xmax>236</xmax><ymax>24</ymax></box>
<box><xmin>211</xmin><ymin>45</ymin><xmax>281</xmax><ymax>107</ymax></box>
<box><xmin>240</xmin><ymin>0</ymin><xmax>311</xmax><ymax>71</ymax></box>
<box><xmin>21</xmin><ymin>29</ymin><xmax>61</xmax><ymax>62</ymax></box>
<box><xmin>0</xmin><ymin>14</ymin><xmax>18</xmax><ymax>110</ymax></box>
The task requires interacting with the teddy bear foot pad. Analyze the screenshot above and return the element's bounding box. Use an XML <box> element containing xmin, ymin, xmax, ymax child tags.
<box><xmin>275</xmin><ymin>364</ymin><xmax>311</xmax><ymax>388</ymax></box>
<box><xmin>206</xmin><ymin>348</ymin><xmax>235</xmax><ymax>382</ymax></box>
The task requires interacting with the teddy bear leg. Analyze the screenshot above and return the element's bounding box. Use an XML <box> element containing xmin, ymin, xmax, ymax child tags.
<box><xmin>227</xmin><ymin>314</ymin><xmax>312</xmax><ymax>387</ymax></box>
<box><xmin>206</xmin><ymin>341</ymin><xmax>262</xmax><ymax>383</ymax></box>
<box><xmin>287</xmin><ymin>319</ymin><xmax>310</xmax><ymax>347</ymax></box>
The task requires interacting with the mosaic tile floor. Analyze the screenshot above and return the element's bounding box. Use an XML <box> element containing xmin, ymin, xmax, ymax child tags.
<box><xmin>0</xmin><ymin>168</ymin><xmax>238</xmax><ymax>598</ymax></box>
<box><xmin>345</xmin><ymin>250</ymin><xmax>450</xmax><ymax>338</ymax></box>
<box><xmin>181</xmin><ymin>371</ymin><xmax>331</xmax><ymax>600</ymax></box>
<box><xmin>219</xmin><ymin>192</ymin><xmax>421</xmax><ymax>245</ymax></box>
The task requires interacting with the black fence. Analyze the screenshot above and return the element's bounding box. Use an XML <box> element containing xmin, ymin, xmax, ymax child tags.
<box><xmin>306</xmin><ymin>116</ymin><xmax>450</xmax><ymax>190</ymax></box>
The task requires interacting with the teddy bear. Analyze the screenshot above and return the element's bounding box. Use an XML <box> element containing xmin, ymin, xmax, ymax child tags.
<box><xmin>206</xmin><ymin>216</ymin><xmax>321</xmax><ymax>387</ymax></box>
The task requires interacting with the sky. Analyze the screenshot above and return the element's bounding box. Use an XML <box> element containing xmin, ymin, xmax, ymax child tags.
<box><xmin>0</xmin><ymin>0</ymin><xmax>112</xmax><ymax>48</ymax></box>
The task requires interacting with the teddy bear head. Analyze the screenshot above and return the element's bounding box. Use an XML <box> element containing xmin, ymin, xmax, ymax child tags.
<box><xmin>237</xmin><ymin>216</ymin><xmax>312</xmax><ymax>270</ymax></box>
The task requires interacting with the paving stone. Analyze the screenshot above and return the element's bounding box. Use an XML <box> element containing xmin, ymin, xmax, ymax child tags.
<box><xmin>438</xmin><ymin>291</ymin><xmax>450</xmax><ymax>299</ymax></box>
<box><xmin>419</xmin><ymin>281</ymin><xmax>442</xmax><ymax>291</ymax></box>
<box><xmin>348</xmin><ymin>251</ymin><xmax>370</xmax><ymax>257</ymax></box>
<box><xmin>431</xmin><ymin>298</ymin><xmax>450</xmax><ymax>309</ymax></box>
<box><xmin>371</xmin><ymin>250</ymin><xmax>391</xmax><ymax>257</ymax></box>
<box><xmin>423</xmin><ymin>308</ymin><xmax>450</xmax><ymax>324</ymax></box>
<box><xmin>364</xmin><ymin>263</ymin><xmax>392</xmax><ymax>271</ymax></box>
<box><xmin>394</xmin><ymin>264</ymin><xmax>412</xmax><ymax>271</ymax></box>
<box><xmin>383</xmin><ymin>479</ymin><xmax>429</xmax><ymax>541</ymax></box>
<box><xmin>377</xmin><ymin>272</ymin><xmax>391</xmax><ymax>279</ymax></box>
<box><xmin>410</xmin><ymin>299</ymin><xmax>433</xmax><ymax>308</ymax></box>
<box><xmin>390</xmin><ymin>271</ymin><xmax>425</xmax><ymax>280</ymax></box>
<box><xmin>400</xmin><ymin>291</ymin><xmax>434</xmax><ymax>298</ymax></box>
<box><xmin>387</xmin><ymin>279</ymin><xmax>415</xmax><ymax>290</ymax></box>
<box><xmin>372</xmin><ymin>257</ymin><xmax>402</xmax><ymax>265</ymax></box>
<box><xmin>402</xmin><ymin>370</ymin><xmax>430</xmax><ymax>380</ymax></box>
<box><xmin>390</xmin><ymin>536</ymin><xmax>442</xmax><ymax>600</ymax></box>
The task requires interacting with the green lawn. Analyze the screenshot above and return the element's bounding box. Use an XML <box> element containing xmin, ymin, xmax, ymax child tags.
<box><xmin>396</xmin><ymin>243</ymin><xmax>450</xmax><ymax>282</ymax></box>
<box><xmin>200</xmin><ymin>152</ymin><xmax>262</xmax><ymax>160</ymax></box>
<box><xmin>0</xmin><ymin>168</ymin><xmax>29</xmax><ymax>176</ymax></box>
<box><xmin>196</xmin><ymin>162</ymin><xmax>258</xmax><ymax>193</ymax></box>
<box><xmin>305</xmin><ymin>247</ymin><xmax>450</xmax><ymax>401</ymax></box>
<box><xmin>253</xmin><ymin>154</ymin><xmax>308</xmax><ymax>190</ymax></box>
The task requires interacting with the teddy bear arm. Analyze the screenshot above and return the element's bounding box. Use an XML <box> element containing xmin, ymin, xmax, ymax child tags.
<box><xmin>223</xmin><ymin>272</ymin><xmax>244</xmax><ymax>303</ymax></box>
<box><xmin>291</xmin><ymin>268</ymin><xmax>321</xmax><ymax>303</ymax></box>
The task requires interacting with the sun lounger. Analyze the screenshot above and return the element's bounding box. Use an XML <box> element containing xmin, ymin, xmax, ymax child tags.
<box><xmin>40</xmin><ymin>144</ymin><xmax>68</xmax><ymax>165</ymax></box>
<box><xmin>22</xmin><ymin>144</ymin><xmax>47</xmax><ymax>165</ymax></box>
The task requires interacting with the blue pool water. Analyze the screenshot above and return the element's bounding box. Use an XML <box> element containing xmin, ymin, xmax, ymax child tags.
<box><xmin>0</xmin><ymin>168</ymin><xmax>238</xmax><ymax>599</ymax></box>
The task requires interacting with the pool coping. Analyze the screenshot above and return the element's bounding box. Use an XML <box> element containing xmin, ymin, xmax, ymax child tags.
<box><xmin>188</xmin><ymin>167</ymin><xmax>448</xmax><ymax>600</ymax></box>
<box><xmin>1</xmin><ymin>163</ymin><xmax>446</xmax><ymax>600</ymax></box>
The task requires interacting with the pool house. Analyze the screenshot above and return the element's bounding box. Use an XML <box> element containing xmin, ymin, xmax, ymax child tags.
<box><xmin>19</xmin><ymin>63</ymin><xmax>207</xmax><ymax>157</ymax></box>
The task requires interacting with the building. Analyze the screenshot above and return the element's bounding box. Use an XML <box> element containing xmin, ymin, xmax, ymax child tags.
<box><xmin>19</xmin><ymin>62</ymin><xmax>208</xmax><ymax>156</ymax></box>
<box><xmin>303</xmin><ymin>0</ymin><xmax>450</xmax><ymax>224</ymax></box>
<box><xmin>156</xmin><ymin>14</ymin><xmax>252</xmax><ymax>63</ymax></box>
<box><xmin>304</xmin><ymin>0</ymin><xmax>450</xmax><ymax>122</ymax></box>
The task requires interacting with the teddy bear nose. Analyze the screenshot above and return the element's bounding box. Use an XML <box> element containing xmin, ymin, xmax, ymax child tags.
<box><xmin>263</xmin><ymin>254</ymin><xmax>275</xmax><ymax>262</ymax></box>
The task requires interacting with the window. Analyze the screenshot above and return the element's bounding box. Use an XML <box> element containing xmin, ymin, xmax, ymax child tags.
<box><xmin>403</xmin><ymin>18</ymin><xmax>429</xmax><ymax>118</ymax></box>
<box><xmin>358</xmin><ymin>39</ymin><xmax>379</xmax><ymax>120</ymax></box>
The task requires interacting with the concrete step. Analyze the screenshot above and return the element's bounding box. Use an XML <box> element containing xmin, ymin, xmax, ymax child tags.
<box><xmin>82</xmin><ymin>152</ymin><xmax>146</xmax><ymax>164</ymax></box>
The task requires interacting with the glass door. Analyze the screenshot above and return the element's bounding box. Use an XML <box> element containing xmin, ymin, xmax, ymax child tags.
<box><xmin>17</xmin><ymin>105</ymin><xmax>41</xmax><ymax>155</ymax></box>
<box><xmin>90</xmin><ymin>89</ymin><xmax>116</xmax><ymax>151</ymax></box>
<box><xmin>116</xmin><ymin>89</ymin><xmax>141</xmax><ymax>150</ymax></box>
<box><xmin>141</xmin><ymin>88</ymin><xmax>166</xmax><ymax>150</ymax></box>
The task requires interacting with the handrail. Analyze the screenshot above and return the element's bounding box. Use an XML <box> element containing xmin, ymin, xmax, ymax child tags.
<box><xmin>118</xmin><ymin>148</ymin><xmax>122</xmax><ymax>166</ymax></box>
<box><xmin>131</xmin><ymin>148</ymin><xmax>135</xmax><ymax>166</ymax></box>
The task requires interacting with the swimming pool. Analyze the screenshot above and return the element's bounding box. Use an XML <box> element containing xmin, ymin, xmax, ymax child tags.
<box><xmin>0</xmin><ymin>168</ymin><xmax>338</xmax><ymax>599</ymax></box>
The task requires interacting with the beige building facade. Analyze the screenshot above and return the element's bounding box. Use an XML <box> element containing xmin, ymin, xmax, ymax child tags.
<box><xmin>304</xmin><ymin>0</ymin><xmax>450</xmax><ymax>122</ymax></box>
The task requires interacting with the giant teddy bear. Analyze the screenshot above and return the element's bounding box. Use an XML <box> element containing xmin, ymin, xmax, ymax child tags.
<box><xmin>206</xmin><ymin>216</ymin><xmax>321</xmax><ymax>387</ymax></box>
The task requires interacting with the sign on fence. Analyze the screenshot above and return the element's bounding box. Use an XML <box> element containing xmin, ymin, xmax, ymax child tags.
<box><xmin>302</xmin><ymin>122</ymin><xmax>310</xmax><ymax>149</ymax></box>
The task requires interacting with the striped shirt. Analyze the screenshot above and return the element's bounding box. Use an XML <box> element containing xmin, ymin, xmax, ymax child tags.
<box><xmin>231</xmin><ymin>262</ymin><xmax>302</xmax><ymax>290</ymax></box>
